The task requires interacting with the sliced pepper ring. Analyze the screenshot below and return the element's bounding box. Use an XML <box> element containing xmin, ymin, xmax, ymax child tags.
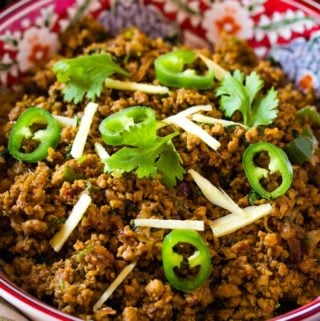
<box><xmin>242</xmin><ymin>142</ymin><xmax>293</xmax><ymax>199</ymax></box>
<box><xmin>99</xmin><ymin>106</ymin><xmax>156</xmax><ymax>146</ymax></box>
<box><xmin>154</xmin><ymin>50</ymin><xmax>214</xmax><ymax>90</ymax></box>
<box><xmin>8</xmin><ymin>107</ymin><xmax>61</xmax><ymax>163</ymax></box>
<box><xmin>162</xmin><ymin>229</ymin><xmax>212</xmax><ymax>292</ymax></box>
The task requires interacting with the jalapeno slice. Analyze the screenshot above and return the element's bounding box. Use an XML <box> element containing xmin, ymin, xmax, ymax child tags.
<box><xmin>242</xmin><ymin>142</ymin><xmax>293</xmax><ymax>199</ymax></box>
<box><xmin>8</xmin><ymin>108</ymin><xmax>61</xmax><ymax>163</ymax></box>
<box><xmin>154</xmin><ymin>50</ymin><xmax>214</xmax><ymax>90</ymax></box>
<box><xmin>162</xmin><ymin>229</ymin><xmax>212</xmax><ymax>292</ymax></box>
<box><xmin>99</xmin><ymin>106</ymin><xmax>156</xmax><ymax>146</ymax></box>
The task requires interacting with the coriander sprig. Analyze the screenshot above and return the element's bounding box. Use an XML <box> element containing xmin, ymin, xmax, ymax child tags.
<box><xmin>216</xmin><ymin>70</ymin><xmax>279</xmax><ymax>128</ymax></box>
<box><xmin>99</xmin><ymin>106</ymin><xmax>185</xmax><ymax>188</ymax></box>
<box><xmin>52</xmin><ymin>53</ymin><xmax>129</xmax><ymax>104</ymax></box>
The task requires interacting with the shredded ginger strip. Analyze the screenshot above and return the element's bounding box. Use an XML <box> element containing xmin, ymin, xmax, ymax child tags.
<box><xmin>189</xmin><ymin>169</ymin><xmax>246</xmax><ymax>216</ymax></box>
<box><xmin>210</xmin><ymin>204</ymin><xmax>272</xmax><ymax>237</ymax></box>
<box><xmin>53</xmin><ymin>115</ymin><xmax>77</xmax><ymax>127</ymax></box>
<box><xmin>105</xmin><ymin>78</ymin><xmax>169</xmax><ymax>95</ymax></box>
<box><xmin>198</xmin><ymin>54</ymin><xmax>229</xmax><ymax>80</ymax></box>
<box><xmin>94</xmin><ymin>142</ymin><xmax>110</xmax><ymax>161</ymax></box>
<box><xmin>70</xmin><ymin>102</ymin><xmax>98</xmax><ymax>159</ymax></box>
<box><xmin>192</xmin><ymin>114</ymin><xmax>247</xmax><ymax>129</ymax></box>
<box><xmin>133</xmin><ymin>218</ymin><xmax>204</xmax><ymax>231</ymax></box>
<box><xmin>164</xmin><ymin>116</ymin><xmax>220</xmax><ymax>151</ymax></box>
<box><xmin>93</xmin><ymin>262</ymin><xmax>137</xmax><ymax>312</ymax></box>
<box><xmin>50</xmin><ymin>193</ymin><xmax>92</xmax><ymax>252</ymax></box>
<box><xmin>189</xmin><ymin>169</ymin><xmax>273</xmax><ymax>237</ymax></box>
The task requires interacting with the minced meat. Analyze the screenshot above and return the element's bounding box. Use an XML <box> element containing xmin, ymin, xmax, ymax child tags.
<box><xmin>0</xmin><ymin>17</ymin><xmax>319</xmax><ymax>321</ymax></box>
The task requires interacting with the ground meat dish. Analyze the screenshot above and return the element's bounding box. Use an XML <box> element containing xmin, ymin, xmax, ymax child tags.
<box><xmin>0</xmin><ymin>17</ymin><xmax>320</xmax><ymax>321</ymax></box>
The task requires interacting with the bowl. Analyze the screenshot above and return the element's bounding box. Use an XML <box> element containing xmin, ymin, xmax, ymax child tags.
<box><xmin>0</xmin><ymin>1</ymin><xmax>320</xmax><ymax>321</ymax></box>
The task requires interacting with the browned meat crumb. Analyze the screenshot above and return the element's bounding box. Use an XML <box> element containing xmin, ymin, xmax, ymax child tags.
<box><xmin>0</xmin><ymin>18</ymin><xmax>319</xmax><ymax>321</ymax></box>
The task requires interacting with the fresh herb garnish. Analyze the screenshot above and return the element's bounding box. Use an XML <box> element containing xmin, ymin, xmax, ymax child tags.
<box><xmin>52</xmin><ymin>53</ymin><xmax>129</xmax><ymax>103</ymax></box>
<box><xmin>296</xmin><ymin>105</ymin><xmax>320</xmax><ymax>125</ymax></box>
<box><xmin>284</xmin><ymin>128</ymin><xmax>317</xmax><ymax>165</ymax></box>
<box><xmin>216</xmin><ymin>70</ymin><xmax>279</xmax><ymax>128</ymax></box>
<box><xmin>99</xmin><ymin>106</ymin><xmax>185</xmax><ymax>188</ymax></box>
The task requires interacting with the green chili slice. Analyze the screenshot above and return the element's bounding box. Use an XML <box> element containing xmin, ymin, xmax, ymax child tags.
<box><xmin>162</xmin><ymin>229</ymin><xmax>212</xmax><ymax>292</ymax></box>
<box><xmin>8</xmin><ymin>107</ymin><xmax>61</xmax><ymax>163</ymax></box>
<box><xmin>154</xmin><ymin>50</ymin><xmax>214</xmax><ymax>89</ymax></box>
<box><xmin>99</xmin><ymin>106</ymin><xmax>156</xmax><ymax>146</ymax></box>
<box><xmin>242</xmin><ymin>142</ymin><xmax>293</xmax><ymax>199</ymax></box>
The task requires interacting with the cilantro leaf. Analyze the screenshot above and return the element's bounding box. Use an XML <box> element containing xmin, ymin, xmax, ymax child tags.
<box><xmin>216</xmin><ymin>70</ymin><xmax>279</xmax><ymax>128</ymax></box>
<box><xmin>156</xmin><ymin>142</ymin><xmax>185</xmax><ymax>188</ymax></box>
<box><xmin>105</xmin><ymin>132</ymin><xmax>185</xmax><ymax>188</ymax></box>
<box><xmin>52</xmin><ymin>54</ymin><xmax>129</xmax><ymax>104</ymax></box>
<box><xmin>245</xmin><ymin>71</ymin><xmax>264</xmax><ymax>105</ymax></box>
<box><xmin>120</xmin><ymin>121</ymin><xmax>158</xmax><ymax>147</ymax></box>
<box><xmin>106</xmin><ymin>146</ymin><xmax>159</xmax><ymax>178</ymax></box>
<box><xmin>251</xmin><ymin>87</ymin><xmax>279</xmax><ymax>127</ymax></box>
<box><xmin>102</xmin><ymin>107</ymin><xmax>185</xmax><ymax>188</ymax></box>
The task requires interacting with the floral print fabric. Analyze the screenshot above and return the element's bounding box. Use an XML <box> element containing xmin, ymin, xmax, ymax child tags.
<box><xmin>202</xmin><ymin>0</ymin><xmax>254</xmax><ymax>45</ymax></box>
<box><xmin>0</xmin><ymin>0</ymin><xmax>320</xmax><ymax>95</ymax></box>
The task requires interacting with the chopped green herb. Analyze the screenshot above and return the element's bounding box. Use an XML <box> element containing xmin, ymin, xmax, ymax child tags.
<box><xmin>284</xmin><ymin>129</ymin><xmax>317</xmax><ymax>165</ymax></box>
<box><xmin>248</xmin><ymin>190</ymin><xmax>261</xmax><ymax>205</ymax></box>
<box><xmin>76</xmin><ymin>154</ymin><xmax>87</xmax><ymax>164</ymax></box>
<box><xmin>86</xmin><ymin>181</ymin><xmax>101</xmax><ymax>193</ymax></box>
<box><xmin>52</xmin><ymin>53</ymin><xmax>129</xmax><ymax>103</ymax></box>
<box><xmin>216</xmin><ymin>70</ymin><xmax>279</xmax><ymax>128</ymax></box>
<box><xmin>297</xmin><ymin>105</ymin><xmax>320</xmax><ymax>125</ymax></box>
<box><xmin>77</xmin><ymin>246</ymin><xmax>92</xmax><ymax>261</ymax></box>
<box><xmin>59</xmin><ymin>278</ymin><xmax>65</xmax><ymax>291</ymax></box>
<box><xmin>63</xmin><ymin>166</ymin><xmax>85</xmax><ymax>183</ymax></box>
<box><xmin>100</xmin><ymin>107</ymin><xmax>185</xmax><ymax>188</ymax></box>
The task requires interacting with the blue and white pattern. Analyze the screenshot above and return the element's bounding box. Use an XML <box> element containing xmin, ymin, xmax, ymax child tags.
<box><xmin>270</xmin><ymin>32</ymin><xmax>320</xmax><ymax>95</ymax></box>
<box><xmin>98</xmin><ymin>0</ymin><xmax>179</xmax><ymax>40</ymax></box>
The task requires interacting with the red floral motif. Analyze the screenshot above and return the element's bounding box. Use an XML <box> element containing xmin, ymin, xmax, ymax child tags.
<box><xmin>28</xmin><ymin>44</ymin><xmax>50</xmax><ymax>64</ymax></box>
<box><xmin>202</xmin><ymin>0</ymin><xmax>254</xmax><ymax>45</ymax></box>
<box><xmin>297</xmin><ymin>71</ymin><xmax>317</xmax><ymax>92</ymax></box>
<box><xmin>16</xmin><ymin>27</ymin><xmax>59</xmax><ymax>72</ymax></box>
<box><xmin>215</xmin><ymin>15</ymin><xmax>241</xmax><ymax>35</ymax></box>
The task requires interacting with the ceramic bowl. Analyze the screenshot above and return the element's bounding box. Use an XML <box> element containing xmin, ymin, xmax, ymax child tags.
<box><xmin>0</xmin><ymin>1</ymin><xmax>320</xmax><ymax>320</ymax></box>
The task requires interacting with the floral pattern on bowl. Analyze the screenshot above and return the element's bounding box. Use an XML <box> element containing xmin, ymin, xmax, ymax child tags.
<box><xmin>1</xmin><ymin>0</ymin><xmax>320</xmax><ymax>93</ymax></box>
<box><xmin>0</xmin><ymin>2</ymin><xmax>320</xmax><ymax>321</ymax></box>
<box><xmin>270</xmin><ymin>31</ymin><xmax>320</xmax><ymax>94</ymax></box>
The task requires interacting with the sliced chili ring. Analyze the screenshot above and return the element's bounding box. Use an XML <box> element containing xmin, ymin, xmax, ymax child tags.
<box><xmin>242</xmin><ymin>142</ymin><xmax>293</xmax><ymax>199</ymax></box>
<box><xmin>162</xmin><ymin>229</ymin><xmax>212</xmax><ymax>292</ymax></box>
<box><xmin>8</xmin><ymin>107</ymin><xmax>61</xmax><ymax>163</ymax></box>
<box><xmin>154</xmin><ymin>50</ymin><xmax>214</xmax><ymax>90</ymax></box>
<box><xmin>99</xmin><ymin>106</ymin><xmax>156</xmax><ymax>146</ymax></box>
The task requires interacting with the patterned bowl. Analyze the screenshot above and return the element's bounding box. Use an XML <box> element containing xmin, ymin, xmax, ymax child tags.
<box><xmin>0</xmin><ymin>1</ymin><xmax>320</xmax><ymax>321</ymax></box>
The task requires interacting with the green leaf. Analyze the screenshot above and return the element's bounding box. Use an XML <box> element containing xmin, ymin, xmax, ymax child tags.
<box><xmin>297</xmin><ymin>105</ymin><xmax>320</xmax><ymax>125</ymax></box>
<box><xmin>52</xmin><ymin>53</ymin><xmax>129</xmax><ymax>104</ymax></box>
<box><xmin>233</xmin><ymin>69</ymin><xmax>245</xmax><ymax>83</ymax></box>
<box><xmin>245</xmin><ymin>71</ymin><xmax>264</xmax><ymax>105</ymax></box>
<box><xmin>106</xmin><ymin>146</ymin><xmax>158</xmax><ymax>178</ymax></box>
<box><xmin>216</xmin><ymin>70</ymin><xmax>279</xmax><ymax>128</ymax></box>
<box><xmin>250</xmin><ymin>87</ymin><xmax>279</xmax><ymax>127</ymax></box>
<box><xmin>284</xmin><ymin>128</ymin><xmax>317</xmax><ymax>165</ymax></box>
<box><xmin>105</xmin><ymin>134</ymin><xmax>183</xmax><ymax>184</ymax></box>
<box><xmin>102</xmin><ymin>108</ymin><xmax>185</xmax><ymax>188</ymax></box>
<box><xmin>216</xmin><ymin>72</ymin><xmax>248</xmax><ymax>119</ymax></box>
<box><xmin>156</xmin><ymin>142</ymin><xmax>185</xmax><ymax>188</ymax></box>
<box><xmin>120</xmin><ymin>121</ymin><xmax>158</xmax><ymax>147</ymax></box>
<box><xmin>216</xmin><ymin>71</ymin><xmax>250</xmax><ymax>124</ymax></box>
